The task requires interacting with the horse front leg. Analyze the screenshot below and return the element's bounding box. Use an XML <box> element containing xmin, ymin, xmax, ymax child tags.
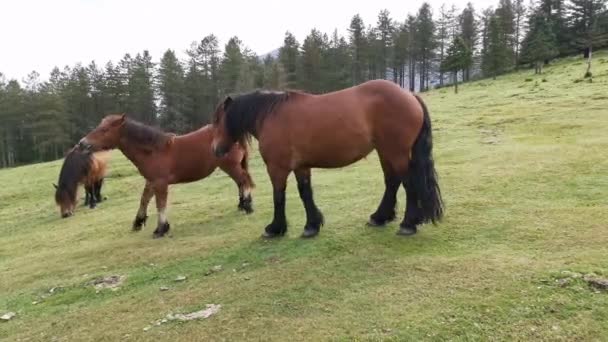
<box><xmin>294</xmin><ymin>168</ymin><xmax>324</xmax><ymax>238</ymax></box>
<box><xmin>133</xmin><ymin>181</ymin><xmax>154</xmax><ymax>231</ymax></box>
<box><xmin>86</xmin><ymin>184</ymin><xmax>97</xmax><ymax>209</ymax></box>
<box><xmin>152</xmin><ymin>182</ymin><xmax>170</xmax><ymax>238</ymax></box>
<box><xmin>262</xmin><ymin>166</ymin><xmax>289</xmax><ymax>239</ymax></box>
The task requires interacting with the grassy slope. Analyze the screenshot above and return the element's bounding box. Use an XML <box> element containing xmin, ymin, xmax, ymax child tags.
<box><xmin>1</xmin><ymin>53</ymin><xmax>607</xmax><ymax>341</ymax></box>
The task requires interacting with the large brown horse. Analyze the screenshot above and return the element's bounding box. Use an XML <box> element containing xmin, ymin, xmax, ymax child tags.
<box><xmin>78</xmin><ymin>115</ymin><xmax>254</xmax><ymax>238</ymax></box>
<box><xmin>54</xmin><ymin>147</ymin><xmax>109</xmax><ymax>218</ymax></box>
<box><xmin>211</xmin><ymin>80</ymin><xmax>443</xmax><ymax>239</ymax></box>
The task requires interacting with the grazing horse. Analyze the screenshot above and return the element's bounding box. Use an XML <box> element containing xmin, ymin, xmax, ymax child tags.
<box><xmin>54</xmin><ymin>147</ymin><xmax>108</xmax><ymax>218</ymax></box>
<box><xmin>78</xmin><ymin>114</ymin><xmax>254</xmax><ymax>238</ymax></box>
<box><xmin>211</xmin><ymin>79</ymin><xmax>443</xmax><ymax>239</ymax></box>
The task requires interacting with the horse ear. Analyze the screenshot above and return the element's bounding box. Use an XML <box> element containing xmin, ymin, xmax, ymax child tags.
<box><xmin>53</xmin><ymin>183</ymin><xmax>58</xmax><ymax>189</ymax></box>
<box><xmin>113</xmin><ymin>113</ymin><xmax>127</xmax><ymax>126</ymax></box>
<box><xmin>223</xmin><ymin>96</ymin><xmax>233</xmax><ymax>109</ymax></box>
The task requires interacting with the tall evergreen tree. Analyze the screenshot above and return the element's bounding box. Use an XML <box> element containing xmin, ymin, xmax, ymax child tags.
<box><xmin>441</xmin><ymin>36</ymin><xmax>473</xmax><ymax>93</ymax></box>
<box><xmin>127</xmin><ymin>51</ymin><xmax>157</xmax><ymax>124</ymax></box>
<box><xmin>520</xmin><ymin>11</ymin><xmax>559</xmax><ymax>73</ymax></box>
<box><xmin>392</xmin><ymin>23</ymin><xmax>410</xmax><ymax>87</ymax></box>
<box><xmin>483</xmin><ymin>15</ymin><xmax>511</xmax><ymax>78</ymax></box>
<box><xmin>415</xmin><ymin>3</ymin><xmax>437</xmax><ymax>91</ymax></box>
<box><xmin>406</xmin><ymin>15</ymin><xmax>418</xmax><ymax>91</ymax></box>
<box><xmin>496</xmin><ymin>0</ymin><xmax>517</xmax><ymax>66</ymax></box>
<box><xmin>279</xmin><ymin>32</ymin><xmax>300</xmax><ymax>88</ymax></box>
<box><xmin>568</xmin><ymin>0</ymin><xmax>608</xmax><ymax>76</ymax></box>
<box><xmin>376</xmin><ymin>10</ymin><xmax>395</xmax><ymax>79</ymax></box>
<box><xmin>514</xmin><ymin>0</ymin><xmax>527</xmax><ymax>65</ymax></box>
<box><xmin>348</xmin><ymin>14</ymin><xmax>367</xmax><ymax>84</ymax></box>
<box><xmin>460</xmin><ymin>3</ymin><xmax>478</xmax><ymax>80</ymax></box>
<box><xmin>158</xmin><ymin>49</ymin><xmax>187</xmax><ymax>132</ymax></box>
<box><xmin>220</xmin><ymin>36</ymin><xmax>245</xmax><ymax>95</ymax></box>
<box><xmin>437</xmin><ymin>4</ymin><xmax>456</xmax><ymax>85</ymax></box>
<box><xmin>299</xmin><ymin>29</ymin><xmax>326</xmax><ymax>92</ymax></box>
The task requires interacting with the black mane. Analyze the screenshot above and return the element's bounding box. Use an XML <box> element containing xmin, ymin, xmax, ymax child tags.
<box><xmin>55</xmin><ymin>148</ymin><xmax>91</xmax><ymax>204</ymax></box>
<box><xmin>223</xmin><ymin>90</ymin><xmax>291</xmax><ymax>141</ymax></box>
<box><xmin>123</xmin><ymin>118</ymin><xmax>171</xmax><ymax>150</ymax></box>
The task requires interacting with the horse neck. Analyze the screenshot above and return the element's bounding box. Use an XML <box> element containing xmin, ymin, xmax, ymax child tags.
<box><xmin>117</xmin><ymin>137</ymin><xmax>150</xmax><ymax>166</ymax></box>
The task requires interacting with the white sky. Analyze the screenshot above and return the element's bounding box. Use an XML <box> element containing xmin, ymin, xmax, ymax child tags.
<box><xmin>0</xmin><ymin>0</ymin><xmax>496</xmax><ymax>81</ymax></box>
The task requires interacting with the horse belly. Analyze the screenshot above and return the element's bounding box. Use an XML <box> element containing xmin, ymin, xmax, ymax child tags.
<box><xmin>294</xmin><ymin>131</ymin><xmax>374</xmax><ymax>169</ymax></box>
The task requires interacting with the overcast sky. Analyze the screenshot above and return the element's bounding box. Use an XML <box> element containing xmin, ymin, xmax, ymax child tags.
<box><xmin>0</xmin><ymin>0</ymin><xmax>496</xmax><ymax>81</ymax></box>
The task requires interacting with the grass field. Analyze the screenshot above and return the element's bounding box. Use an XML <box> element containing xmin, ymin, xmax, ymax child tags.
<box><xmin>1</xmin><ymin>52</ymin><xmax>608</xmax><ymax>341</ymax></box>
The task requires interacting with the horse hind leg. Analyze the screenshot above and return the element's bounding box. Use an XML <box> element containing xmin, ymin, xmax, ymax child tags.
<box><xmin>84</xmin><ymin>186</ymin><xmax>90</xmax><ymax>206</ymax></box>
<box><xmin>368</xmin><ymin>157</ymin><xmax>400</xmax><ymax>227</ymax></box>
<box><xmin>95</xmin><ymin>178</ymin><xmax>104</xmax><ymax>202</ymax></box>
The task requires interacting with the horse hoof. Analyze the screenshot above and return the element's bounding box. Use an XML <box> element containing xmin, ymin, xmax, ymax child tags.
<box><xmin>132</xmin><ymin>215</ymin><xmax>148</xmax><ymax>231</ymax></box>
<box><xmin>301</xmin><ymin>229</ymin><xmax>319</xmax><ymax>239</ymax></box>
<box><xmin>397</xmin><ymin>226</ymin><xmax>417</xmax><ymax>236</ymax></box>
<box><xmin>261</xmin><ymin>231</ymin><xmax>285</xmax><ymax>239</ymax></box>
<box><xmin>153</xmin><ymin>222</ymin><xmax>170</xmax><ymax>238</ymax></box>
<box><xmin>367</xmin><ymin>218</ymin><xmax>387</xmax><ymax>227</ymax></box>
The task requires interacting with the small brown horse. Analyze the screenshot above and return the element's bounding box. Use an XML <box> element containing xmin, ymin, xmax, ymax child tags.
<box><xmin>212</xmin><ymin>79</ymin><xmax>443</xmax><ymax>238</ymax></box>
<box><xmin>55</xmin><ymin>147</ymin><xmax>109</xmax><ymax>218</ymax></box>
<box><xmin>78</xmin><ymin>114</ymin><xmax>254</xmax><ymax>238</ymax></box>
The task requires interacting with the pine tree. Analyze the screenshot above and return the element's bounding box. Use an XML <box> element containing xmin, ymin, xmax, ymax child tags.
<box><xmin>220</xmin><ymin>37</ymin><xmax>245</xmax><ymax>95</ymax></box>
<box><xmin>392</xmin><ymin>23</ymin><xmax>409</xmax><ymax>87</ymax></box>
<box><xmin>514</xmin><ymin>0</ymin><xmax>527</xmax><ymax>65</ymax></box>
<box><xmin>441</xmin><ymin>37</ymin><xmax>473</xmax><ymax>93</ymax></box>
<box><xmin>520</xmin><ymin>12</ymin><xmax>559</xmax><ymax>73</ymax></box>
<box><xmin>496</xmin><ymin>0</ymin><xmax>517</xmax><ymax>66</ymax></box>
<box><xmin>366</xmin><ymin>25</ymin><xmax>380</xmax><ymax>80</ymax></box>
<box><xmin>279</xmin><ymin>32</ymin><xmax>300</xmax><ymax>88</ymax></box>
<box><xmin>127</xmin><ymin>51</ymin><xmax>157</xmax><ymax>124</ymax></box>
<box><xmin>348</xmin><ymin>14</ymin><xmax>367</xmax><ymax>84</ymax></box>
<box><xmin>415</xmin><ymin>3</ymin><xmax>437</xmax><ymax>91</ymax></box>
<box><xmin>460</xmin><ymin>3</ymin><xmax>478</xmax><ymax>81</ymax></box>
<box><xmin>376</xmin><ymin>10</ymin><xmax>395</xmax><ymax>79</ymax></box>
<box><xmin>436</xmin><ymin>4</ymin><xmax>455</xmax><ymax>86</ymax></box>
<box><xmin>483</xmin><ymin>15</ymin><xmax>511</xmax><ymax>79</ymax></box>
<box><xmin>406</xmin><ymin>15</ymin><xmax>418</xmax><ymax>91</ymax></box>
<box><xmin>300</xmin><ymin>29</ymin><xmax>326</xmax><ymax>92</ymax></box>
<box><xmin>158</xmin><ymin>49</ymin><xmax>187</xmax><ymax>132</ymax></box>
<box><xmin>568</xmin><ymin>0</ymin><xmax>608</xmax><ymax>77</ymax></box>
<box><xmin>262</xmin><ymin>55</ymin><xmax>287</xmax><ymax>89</ymax></box>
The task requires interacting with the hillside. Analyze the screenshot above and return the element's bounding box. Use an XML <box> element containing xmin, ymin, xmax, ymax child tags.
<box><xmin>1</xmin><ymin>52</ymin><xmax>607</xmax><ymax>341</ymax></box>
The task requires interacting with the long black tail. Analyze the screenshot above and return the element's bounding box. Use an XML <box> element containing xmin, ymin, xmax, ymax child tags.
<box><xmin>408</xmin><ymin>95</ymin><xmax>444</xmax><ymax>224</ymax></box>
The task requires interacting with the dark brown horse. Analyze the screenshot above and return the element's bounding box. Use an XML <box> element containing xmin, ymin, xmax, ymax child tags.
<box><xmin>211</xmin><ymin>80</ymin><xmax>443</xmax><ymax>239</ymax></box>
<box><xmin>54</xmin><ymin>147</ymin><xmax>108</xmax><ymax>218</ymax></box>
<box><xmin>78</xmin><ymin>114</ymin><xmax>254</xmax><ymax>238</ymax></box>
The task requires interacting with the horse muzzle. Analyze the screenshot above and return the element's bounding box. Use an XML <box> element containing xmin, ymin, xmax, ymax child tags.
<box><xmin>78</xmin><ymin>139</ymin><xmax>92</xmax><ymax>151</ymax></box>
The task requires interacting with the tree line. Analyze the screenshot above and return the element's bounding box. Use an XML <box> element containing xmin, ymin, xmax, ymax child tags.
<box><xmin>1</xmin><ymin>0</ymin><xmax>607</xmax><ymax>167</ymax></box>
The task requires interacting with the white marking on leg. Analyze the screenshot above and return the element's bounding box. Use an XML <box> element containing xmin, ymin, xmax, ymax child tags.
<box><xmin>242</xmin><ymin>186</ymin><xmax>251</xmax><ymax>198</ymax></box>
<box><xmin>158</xmin><ymin>207</ymin><xmax>167</xmax><ymax>226</ymax></box>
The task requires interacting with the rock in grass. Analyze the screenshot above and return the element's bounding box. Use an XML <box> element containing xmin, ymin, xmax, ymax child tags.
<box><xmin>584</xmin><ymin>276</ymin><xmax>608</xmax><ymax>291</ymax></box>
<box><xmin>205</xmin><ymin>265</ymin><xmax>223</xmax><ymax>276</ymax></box>
<box><xmin>160</xmin><ymin>286</ymin><xmax>170</xmax><ymax>291</ymax></box>
<box><xmin>167</xmin><ymin>304</ymin><xmax>221</xmax><ymax>321</ymax></box>
<box><xmin>90</xmin><ymin>275</ymin><xmax>126</xmax><ymax>291</ymax></box>
<box><xmin>174</xmin><ymin>275</ymin><xmax>187</xmax><ymax>282</ymax></box>
<box><xmin>1</xmin><ymin>312</ymin><xmax>16</xmax><ymax>321</ymax></box>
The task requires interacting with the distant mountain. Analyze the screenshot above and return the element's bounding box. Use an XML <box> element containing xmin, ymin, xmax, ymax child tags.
<box><xmin>260</xmin><ymin>48</ymin><xmax>280</xmax><ymax>60</ymax></box>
